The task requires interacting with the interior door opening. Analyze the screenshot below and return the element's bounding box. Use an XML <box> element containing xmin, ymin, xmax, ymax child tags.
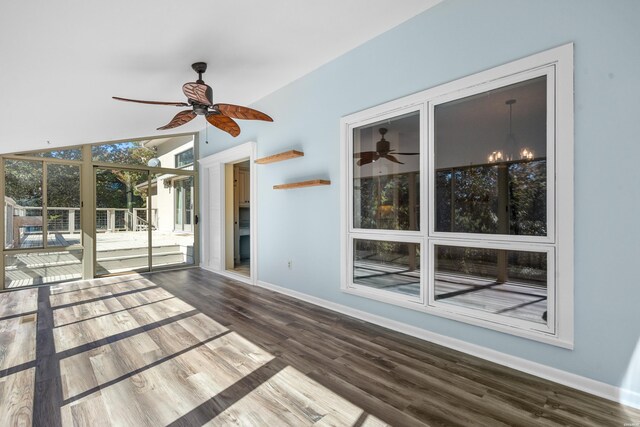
<box><xmin>225</xmin><ymin>160</ymin><xmax>250</xmax><ymax>277</ymax></box>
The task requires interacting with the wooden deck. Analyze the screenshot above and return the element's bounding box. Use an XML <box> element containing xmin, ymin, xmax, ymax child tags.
<box><xmin>0</xmin><ymin>269</ymin><xmax>638</xmax><ymax>426</ymax></box>
<box><xmin>5</xmin><ymin>232</ymin><xmax>195</xmax><ymax>289</ymax></box>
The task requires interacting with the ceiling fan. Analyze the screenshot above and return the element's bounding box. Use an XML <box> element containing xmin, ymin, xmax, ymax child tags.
<box><xmin>354</xmin><ymin>128</ymin><xmax>419</xmax><ymax>166</ymax></box>
<box><xmin>113</xmin><ymin>62</ymin><xmax>273</xmax><ymax>137</ymax></box>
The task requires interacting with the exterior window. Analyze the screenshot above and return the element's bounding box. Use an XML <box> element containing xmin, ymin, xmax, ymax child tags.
<box><xmin>342</xmin><ymin>44</ymin><xmax>573</xmax><ymax>347</ymax></box>
<box><xmin>353</xmin><ymin>111</ymin><xmax>420</xmax><ymax>231</ymax></box>
<box><xmin>354</xmin><ymin>239</ymin><xmax>421</xmax><ymax>298</ymax></box>
<box><xmin>175</xmin><ymin>148</ymin><xmax>194</xmax><ymax>168</ymax></box>
<box><xmin>433</xmin><ymin>76</ymin><xmax>548</xmax><ymax>237</ymax></box>
<box><xmin>346</xmin><ymin>108</ymin><xmax>423</xmax><ymax>304</ymax></box>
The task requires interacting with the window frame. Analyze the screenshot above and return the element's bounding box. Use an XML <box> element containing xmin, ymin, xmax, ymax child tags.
<box><xmin>340</xmin><ymin>43</ymin><xmax>574</xmax><ymax>348</ymax></box>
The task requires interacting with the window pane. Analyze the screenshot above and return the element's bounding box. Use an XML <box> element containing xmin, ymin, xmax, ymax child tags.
<box><xmin>92</xmin><ymin>136</ymin><xmax>194</xmax><ymax>169</ymax></box>
<box><xmin>353</xmin><ymin>239</ymin><xmax>420</xmax><ymax>297</ymax></box>
<box><xmin>16</xmin><ymin>148</ymin><xmax>82</xmax><ymax>160</ymax></box>
<box><xmin>5</xmin><ymin>250</ymin><xmax>82</xmax><ymax>288</ymax></box>
<box><xmin>95</xmin><ymin>168</ymin><xmax>149</xmax><ymax>275</ymax></box>
<box><xmin>434</xmin><ymin>245</ymin><xmax>548</xmax><ymax>325</ymax></box>
<box><xmin>434</xmin><ymin>76</ymin><xmax>547</xmax><ymax>236</ymax></box>
<box><xmin>175</xmin><ymin>148</ymin><xmax>194</xmax><ymax>168</ymax></box>
<box><xmin>4</xmin><ymin>160</ymin><xmax>43</xmax><ymax>249</ymax></box>
<box><xmin>47</xmin><ymin>164</ymin><xmax>81</xmax><ymax>247</ymax></box>
<box><xmin>353</xmin><ymin>111</ymin><xmax>420</xmax><ymax>231</ymax></box>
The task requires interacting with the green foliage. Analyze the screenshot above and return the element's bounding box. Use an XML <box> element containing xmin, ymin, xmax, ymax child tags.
<box><xmin>5</xmin><ymin>160</ymin><xmax>43</xmax><ymax>207</ymax></box>
<box><xmin>357</xmin><ymin>172</ymin><xmax>419</xmax><ymax>231</ymax></box>
<box><xmin>47</xmin><ymin>164</ymin><xmax>80</xmax><ymax>207</ymax></box>
<box><xmin>92</xmin><ymin>142</ymin><xmax>154</xmax><ymax>209</ymax></box>
<box><xmin>435</xmin><ymin>159</ymin><xmax>547</xmax><ymax>237</ymax></box>
<box><xmin>5</xmin><ymin>141</ymin><xmax>154</xmax><ymax>212</ymax></box>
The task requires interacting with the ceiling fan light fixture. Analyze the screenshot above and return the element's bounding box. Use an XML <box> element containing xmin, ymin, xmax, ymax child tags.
<box><xmin>112</xmin><ymin>62</ymin><xmax>273</xmax><ymax>137</ymax></box>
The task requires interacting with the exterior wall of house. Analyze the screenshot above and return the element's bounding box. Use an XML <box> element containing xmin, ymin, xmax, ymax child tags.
<box><xmin>150</xmin><ymin>138</ymin><xmax>194</xmax><ymax>232</ymax></box>
<box><xmin>199</xmin><ymin>0</ymin><xmax>640</xmax><ymax>401</ymax></box>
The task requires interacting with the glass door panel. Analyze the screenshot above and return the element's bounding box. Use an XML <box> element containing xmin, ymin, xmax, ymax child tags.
<box><xmin>47</xmin><ymin>164</ymin><xmax>81</xmax><ymax>247</ymax></box>
<box><xmin>4</xmin><ymin>160</ymin><xmax>84</xmax><ymax>288</ymax></box>
<box><xmin>4</xmin><ymin>159</ymin><xmax>44</xmax><ymax>249</ymax></box>
<box><xmin>95</xmin><ymin>168</ymin><xmax>149</xmax><ymax>275</ymax></box>
<box><xmin>152</xmin><ymin>174</ymin><xmax>194</xmax><ymax>269</ymax></box>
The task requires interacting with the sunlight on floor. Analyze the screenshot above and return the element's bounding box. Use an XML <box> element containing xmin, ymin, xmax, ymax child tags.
<box><xmin>0</xmin><ymin>287</ymin><xmax>38</xmax><ymax>426</ymax></box>
<box><xmin>205</xmin><ymin>365</ymin><xmax>386</xmax><ymax>426</ymax></box>
<box><xmin>35</xmin><ymin>274</ymin><xmax>387</xmax><ymax>426</ymax></box>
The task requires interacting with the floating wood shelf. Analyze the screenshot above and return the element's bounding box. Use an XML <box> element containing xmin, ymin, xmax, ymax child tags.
<box><xmin>273</xmin><ymin>179</ymin><xmax>330</xmax><ymax>190</ymax></box>
<box><xmin>255</xmin><ymin>150</ymin><xmax>304</xmax><ymax>164</ymax></box>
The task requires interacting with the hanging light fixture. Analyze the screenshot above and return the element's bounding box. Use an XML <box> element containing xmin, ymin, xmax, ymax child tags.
<box><xmin>147</xmin><ymin>146</ymin><xmax>161</xmax><ymax>167</ymax></box>
<box><xmin>488</xmin><ymin>98</ymin><xmax>534</xmax><ymax>163</ymax></box>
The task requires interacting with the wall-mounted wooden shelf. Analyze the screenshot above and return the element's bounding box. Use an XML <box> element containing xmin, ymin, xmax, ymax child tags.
<box><xmin>273</xmin><ymin>179</ymin><xmax>330</xmax><ymax>190</ymax></box>
<box><xmin>255</xmin><ymin>150</ymin><xmax>304</xmax><ymax>164</ymax></box>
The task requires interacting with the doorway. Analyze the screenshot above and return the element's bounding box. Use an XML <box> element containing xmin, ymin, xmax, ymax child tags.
<box><xmin>226</xmin><ymin>160</ymin><xmax>250</xmax><ymax>277</ymax></box>
<box><xmin>199</xmin><ymin>141</ymin><xmax>256</xmax><ymax>285</ymax></box>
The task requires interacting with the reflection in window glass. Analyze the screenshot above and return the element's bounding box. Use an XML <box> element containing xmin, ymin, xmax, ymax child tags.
<box><xmin>434</xmin><ymin>76</ymin><xmax>547</xmax><ymax>236</ymax></box>
<box><xmin>353</xmin><ymin>239</ymin><xmax>420</xmax><ymax>297</ymax></box>
<box><xmin>434</xmin><ymin>245</ymin><xmax>548</xmax><ymax>324</ymax></box>
<box><xmin>4</xmin><ymin>160</ymin><xmax>44</xmax><ymax>249</ymax></box>
<box><xmin>353</xmin><ymin>111</ymin><xmax>420</xmax><ymax>231</ymax></box>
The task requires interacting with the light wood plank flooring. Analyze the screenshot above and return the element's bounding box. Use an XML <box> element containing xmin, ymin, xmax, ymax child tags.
<box><xmin>0</xmin><ymin>269</ymin><xmax>638</xmax><ymax>426</ymax></box>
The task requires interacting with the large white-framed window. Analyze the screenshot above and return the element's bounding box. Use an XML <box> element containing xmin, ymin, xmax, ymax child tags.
<box><xmin>341</xmin><ymin>44</ymin><xmax>573</xmax><ymax>347</ymax></box>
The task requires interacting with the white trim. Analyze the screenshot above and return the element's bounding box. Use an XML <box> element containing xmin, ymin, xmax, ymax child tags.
<box><xmin>198</xmin><ymin>141</ymin><xmax>257</xmax><ymax>285</ymax></box>
<box><xmin>256</xmin><ymin>279</ymin><xmax>640</xmax><ymax>410</ymax></box>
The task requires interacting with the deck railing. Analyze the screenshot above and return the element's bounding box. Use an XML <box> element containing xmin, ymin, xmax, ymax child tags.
<box><xmin>4</xmin><ymin>198</ymin><xmax>157</xmax><ymax>249</ymax></box>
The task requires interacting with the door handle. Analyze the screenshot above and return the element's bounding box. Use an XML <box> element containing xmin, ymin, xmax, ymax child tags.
<box><xmin>194</xmin><ymin>215</ymin><xmax>199</xmax><ymax>225</ymax></box>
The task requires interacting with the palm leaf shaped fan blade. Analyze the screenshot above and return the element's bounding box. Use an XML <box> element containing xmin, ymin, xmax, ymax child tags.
<box><xmin>113</xmin><ymin>62</ymin><xmax>272</xmax><ymax>137</ymax></box>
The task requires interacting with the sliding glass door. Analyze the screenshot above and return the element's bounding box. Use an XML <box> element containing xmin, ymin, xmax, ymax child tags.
<box><xmin>95</xmin><ymin>167</ymin><xmax>150</xmax><ymax>275</ymax></box>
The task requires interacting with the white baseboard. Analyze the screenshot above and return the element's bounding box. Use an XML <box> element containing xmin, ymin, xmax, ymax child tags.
<box><xmin>256</xmin><ymin>280</ymin><xmax>640</xmax><ymax>410</ymax></box>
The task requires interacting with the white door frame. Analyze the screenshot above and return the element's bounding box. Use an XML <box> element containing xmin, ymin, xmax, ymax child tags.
<box><xmin>199</xmin><ymin>141</ymin><xmax>257</xmax><ymax>285</ymax></box>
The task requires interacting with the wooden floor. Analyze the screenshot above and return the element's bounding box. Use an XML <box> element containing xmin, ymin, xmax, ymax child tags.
<box><xmin>0</xmin><ymin>269</ymin><xmax>639</xmax><ymax>426</ymax></box>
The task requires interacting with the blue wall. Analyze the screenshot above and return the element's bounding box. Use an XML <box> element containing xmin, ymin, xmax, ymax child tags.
<box><xmin>200</xmin><ymin>0</ymin><xmax>640</xmax><ymax>394</ymax></box>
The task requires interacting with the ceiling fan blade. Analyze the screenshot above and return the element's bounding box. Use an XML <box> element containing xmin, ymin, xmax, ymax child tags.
<box><xmin>157</xmin><ymin>110</ymin><xmax>197</xmax><ymax>130</ymax></box>
<box><xmin>112</xmin><ymin>97</ymin><xmax>188</xmax><ymax>107</ymax></box>
<box><xmin>356</xmin><ymin>152</ymin><xmax>379</xmax><ymax>166</ymax></box>
<box><xmin>206</xmin><ymin>113</ymin><xmax>241</xmax><ymax>137</ymax></box>
<box><xmin>354</xmin><ymin>151</ymin><xmax>377</xmax><ymax>159</ymax></box>
<box><xmin>213</xmin><ymin>104</ymin><xmax>273</xmax><ymax>122</ymax></box>
<box><xmin>394</xmin><ymin>152</ymin><xmax>420</xmax><ymax>155</ymax></box>
<box><xmin>383</xmin><ymin>154</ymin><xmax>404</xmax><ymax>164</ymax></box>
<box><xmin>182</xmin><ymin>82</ymin><xmax>212</xmax><ymax>106</ymax></box>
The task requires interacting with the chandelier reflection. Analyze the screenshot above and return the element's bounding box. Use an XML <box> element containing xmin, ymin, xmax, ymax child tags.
<box><xmin>487</xmin><ymin>99</ymin><xmax>534</xmax><ymax>163</ymax></box>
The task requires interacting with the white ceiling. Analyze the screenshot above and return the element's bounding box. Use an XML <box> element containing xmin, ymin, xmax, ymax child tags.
<box><xmin>0</xmin><ymin>0</ymin><xmax>440</xmax><ymax>154</ymax></box>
